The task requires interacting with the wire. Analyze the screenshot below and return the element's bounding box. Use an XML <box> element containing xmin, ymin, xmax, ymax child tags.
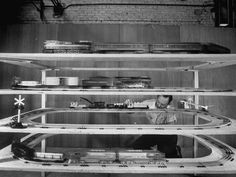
<box><xmin>23</xmin><ymin>1</ymin><xmax>215</xmax><ymax>10</ymax></box>
<box><xmin>80</xmin><ymin>97</ymin><xmax>93</xmax><ymax>105</ymax></box>
<box><xmin>31</xmin><ymin>1</ymin><xmax>40</xmax><ymax>11</ymax></box>
<box><xmin>64</xmin><ymin>3</ymin><xmax>214</xmax><ymax>10</ymax></box>
<box><xmin>30</xmin><ymin>0</ymin><xmax>47</xmax><ymax>22</ymax></box>
<box><xmin>51</xmin><ymin>0</ymin><xmax>57</xmax><ymax>6</ymax></box>
<box><xmin>24</xmin><ymin>1</ymin><xmax>215</xmax><ymax>11</ymax></box>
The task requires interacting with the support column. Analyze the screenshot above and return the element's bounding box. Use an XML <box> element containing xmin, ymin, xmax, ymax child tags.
<box><xmin>194</xmin><ymin>70</ymin><xmax>199</xmax><ymax>158</ymax></box>
<box><xmin>41</xmin><ymin>70</ymin><xmax>46</xmax><ymax>177</ymax></box>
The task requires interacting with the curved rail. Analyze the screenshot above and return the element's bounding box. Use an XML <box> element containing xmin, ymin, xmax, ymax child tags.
<box><xmin>0</xmin><ymin>108</ymin><xmax>235</xmax><ymax>134</ymax></box>
<box><xmin>0</xmin><ymin>134</ymin><xmax>236</xmax><ymax>174</ymax></box>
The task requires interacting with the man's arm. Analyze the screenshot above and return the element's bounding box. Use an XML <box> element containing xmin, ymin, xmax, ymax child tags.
<box><xmin>146</xmin><ymin>111</ymin><xmax>177</xmax><ymax>124</ymax></box>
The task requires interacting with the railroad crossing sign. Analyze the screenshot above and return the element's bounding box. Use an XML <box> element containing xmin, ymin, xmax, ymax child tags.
<box><xmin>13</xmin><ymin>95</ymin><xmax>25</xmax><ymax>126</ymax></box>
<box><xmin>14</xmin><ymin>95</ymin><xmax>25</xmax><ymax>109</ymax></box>
<box><xmin>10</xmin><ymin>95</ymin><xmax>26</xmax><ymax>128</ymax></box>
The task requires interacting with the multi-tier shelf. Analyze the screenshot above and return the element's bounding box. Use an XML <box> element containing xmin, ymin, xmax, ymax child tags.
<box><xmin>0</xmin><ymin>53</ymin><xmax>236</xmax><ymax>174</ymax></box>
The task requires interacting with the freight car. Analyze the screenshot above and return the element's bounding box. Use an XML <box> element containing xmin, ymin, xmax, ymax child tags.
<box><xmin>12</xmin><ymin>141</ymin><xmax>66</xmax><ymax>163</ymax></box>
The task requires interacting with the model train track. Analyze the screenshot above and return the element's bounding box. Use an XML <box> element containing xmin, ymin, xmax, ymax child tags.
<box><xmin>0</xmin><ymin>108</ymin><xmax>235</xmax><ymax>134</ymax></box>
<box><xmin>0</xmin><ymin>134</ymin><xmax>235</xmax><ymax>174</ymax></box>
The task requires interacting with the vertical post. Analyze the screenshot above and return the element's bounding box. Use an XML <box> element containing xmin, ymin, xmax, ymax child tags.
<box><xmin>41</xmin><ymin>70</ymin><xmax>46</xmax><ymax>85</ymax></box>
<box><xmin>194</xmin><ymin>70</ymin><xmax>199</xmax><ymax>159</ymax></box>
<box><xmin>41</xmin><ymin>93</ymin><xmax>46</xmax><ymax>152</ymax></box>
<box><xmin>41</xmin><ymin>70</ymin><xmax>46</xmax><ymax>177</ymax></box>
<box><xmin>17</xmin><ymin>109</ymin><xmax>21</xmax><ymax>123</ymax></box>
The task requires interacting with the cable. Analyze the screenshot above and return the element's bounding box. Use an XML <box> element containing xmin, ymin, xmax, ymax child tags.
<box><xmin>80</xmin><ymin>97</ymin><xmax>94</xmax><ymax>105</ymax></box>
<box><xmin>23</xmin><ymin>1</ymin><xmax>214</xmax><ymax>10</ymax></box>
<box><xmin>64</xmin><ymin>3</ymin><xmax>214</xmax><ymax>10</ymax></box>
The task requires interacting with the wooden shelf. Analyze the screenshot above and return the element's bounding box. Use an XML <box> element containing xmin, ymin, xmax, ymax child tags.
<box><xmin>0</xmin><ymin>159</ymin><xmax>235</xmax><ymax>174</ymax></box>
<box><xmin>1</xmin><ymin>89</ymin><xmax>236</xmax><ymax>96</ymax></box>
<box><xmin>0</xmin><ymin>53</ymin><xmax>236</xmax><ymax>70</ymax></box>
<box><xmin>0</xmin><ymin>53</ymin><xmax>236</xmax><ymax>62</ymax></box>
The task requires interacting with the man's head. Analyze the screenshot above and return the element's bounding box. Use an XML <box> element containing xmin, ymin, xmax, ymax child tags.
<box><xmin>156</xmin><ymin>95</ymin><xmax>173</xmax><ymax>108</ymax></box>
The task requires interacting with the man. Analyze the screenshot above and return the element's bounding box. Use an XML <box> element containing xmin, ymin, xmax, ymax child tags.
<box><xmin>126</xmin><ymin>95</ymin><xmax>181</xmax><ymax>158</ymax></box>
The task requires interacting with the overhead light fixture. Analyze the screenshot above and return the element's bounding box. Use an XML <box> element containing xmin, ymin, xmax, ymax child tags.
<box><xmin>214</xmin><ymin>0</ymin><xmax>235</xmax><ymax>27</ymax></box>
<box><xmin>219</xmin><ymin>23</ymin><xmax>229</xmax><ymax>26</ymax></box>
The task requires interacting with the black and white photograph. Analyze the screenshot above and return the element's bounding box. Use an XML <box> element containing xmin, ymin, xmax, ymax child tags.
<box><xmin>0</xmin><ymin>0</ymin><xmax>235</xmax><ymax>177</ymax></box>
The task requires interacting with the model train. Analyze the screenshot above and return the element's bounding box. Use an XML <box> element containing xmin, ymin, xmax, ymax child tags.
<box><xmin>11</xmin><ymin>141</ymin><xmax>166</xmax><ymax>165</ymax></box>
<box><xmin>70</xmin><ymin>101</ymin><xmax>149</xmax><ymax>109</ymax></box>
<box><xmin>43</xmin><ymin>40</ymin><xmax>231</xmax><ymax>54</ymax></box>
<box><xmin>12</xmin><ymin>76</ymin><xmax>152</xmax><ymax>89</ymax></box>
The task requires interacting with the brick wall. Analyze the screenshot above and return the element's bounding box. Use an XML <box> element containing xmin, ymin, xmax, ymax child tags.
<box><xmin>17</xmin><ymin>0</ymin><xmax>214</xmax><ymax>26</ymax></box>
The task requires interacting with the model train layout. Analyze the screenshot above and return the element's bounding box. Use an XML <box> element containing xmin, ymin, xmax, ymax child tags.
<box><xmin>0</xmin><ymin>133</ymin><xmax>235</xmax><ymax>173</ymax></box>
<box><xmin>0</xmin><ymin>44</ymin><xmax>235</xmax><ymax>175</ymax></box>
<box><xmin>0</xmin><ymin>107</ymin><xmax>235</xmax><ymax>135</ymax></box>
<box><xmin>11</xmin><ymin>141</ymin><xmax>166</xmax><ymax>165</ymax></box>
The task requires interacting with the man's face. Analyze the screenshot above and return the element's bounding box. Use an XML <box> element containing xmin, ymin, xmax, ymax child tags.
<box><xmin>156</xmin><ymin>96</ymin><xmax>170</xmax><ymax>108</ymax></box>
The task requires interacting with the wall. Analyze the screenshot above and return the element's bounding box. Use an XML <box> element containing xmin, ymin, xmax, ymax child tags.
<box><xmin>14</xmin><ymin>0</ymin><xmax>215</xmax><ymax>26</ymax></box>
